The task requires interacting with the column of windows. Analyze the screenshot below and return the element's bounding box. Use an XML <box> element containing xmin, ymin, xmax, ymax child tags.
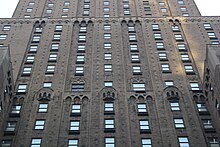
<box><xmin>143</xmin><ymin>1</ymin><xmax>151</xmax><ymax>16</ymax></box>
<box><xmin>61</xmin><ymin>1</ymin><xmax>71</xmax><ymax>18</ymax></box>
<box><xmin>122</xmin><ymin>0</ymin><xmax>130</xmax><ymax>15</ymax></box>
<box><xmin>75</xmin><ymin>24</ymin><xmax>87</xmax><ymax>76</ymax></box>
<box><xmin>83</xmin><ymin>0</ymin><xmax>90</xmax><ymax>16</ymax></box>
<box><xmin>177</xmin><ymin>0</ymin><xmax>189</xmax><ymax>16</ymax></box>
<box><xmin>103</xmin><ymin>0</ymin><xmax>110</xmax><ymax>17</ymax></box>
<box><xmin>203</xmin><ymin>23</ymin><xmax>219</xmax><ymax>44</ymax></box>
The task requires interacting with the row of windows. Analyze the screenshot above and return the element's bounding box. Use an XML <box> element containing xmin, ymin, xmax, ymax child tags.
<box><xmin>2</xmin><ymin>137</ymin><xmax>219</xmax><ymax>147</ymax></box>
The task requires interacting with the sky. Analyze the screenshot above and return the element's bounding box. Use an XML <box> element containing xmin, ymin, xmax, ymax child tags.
<box><xmin>0</xmin><ymin>0</ymin><xmax>219</xmax><ymax>18</ymax></box>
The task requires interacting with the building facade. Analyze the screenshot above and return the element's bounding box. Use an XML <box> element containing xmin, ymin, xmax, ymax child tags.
<box><xmin>0</xmin><ymin>0</ymin><xmax>219</xmax><ymax>146</ymax></box>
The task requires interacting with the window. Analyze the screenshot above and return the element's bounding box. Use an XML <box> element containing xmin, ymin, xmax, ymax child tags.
<box><xmin>159</xmin><ymin>2</ymin><xmax>165</xmax><ymax>6</ymax></box>
<box><xmin>104</xmin><ymin>33</ymin><xmax>111</xmax><ymax>39</ymax></box>
<box><xmin>104</xmin><ymin>14</ymin><xmax>110</xmax><ymax>17</ymax></box>
<box><xmin>124</xmin><ymin>10</ymin><xmax>130</xmax><ymax>15</ymax></box>
<box><xmin>129</xmin><ymin>34</ymin><xmax>137</xmax><ymax>41</ymax></box>
<box><xmin>144</xmin><ymin>7</ymin><xmax>151</xmax><ymax>12</ymax></box>
<box><xmin>174</xmin><ymin>118</ymin><xmax>185</xmax><ymax>128</ymax></box>
<box><xmin>76</xmin><ymin>55</ymin><xmax>85</xmax><ymax>63</ymax></box>
<box><xmin>32</xmin><ymin>35</ymin><xmax>40</xmax><ymax>42</ymax></box>
<box><xmin>26</xmin><ymin>55</ymin><xmax>35</xmax><ymax>63</ymax></box>
<box><xmin>156</xmin><ymin>42</ymin><xmax>165</xmax><ymax>49</ymax></box>
<box><xmin>190</xmin><ymin>82</ymin><xmax>199</xmax><ymax>90</ymax></box>
<box><xmin>104</xmin><ymin>64</ymin><xmax>112</xmax><ymax>72</ymax></box>
<box><xmin>64</xmin><ymin>1</ymin><xmax>70</xmax><ymax>6</ymax></box>
<box><xmin>202</xmin><ymin>119</ymin><xmax>213</xmax><ymax>129</ymax></box>
<box><xmin>70</xmin><ymin>120</ymin><xmax>80</xmax><ymax>131</ymax></box>
<box><xmin>141</xmin><ymin>138</ymin><xmax>152</xmax><ymax>147</ymax></box>
<box><xmin>154</xmin><ymin>33</ymin><xmax>162</xmax><ymax>40</ymax></box>
<box><xmin>161</xmin><ymin>8</ymin><xmax>167</xmax><ymax>12</ymax></box>
<box><xmin>128</xmin><ymin>26</ymin><xmax>135</xmax><ymax>32</ymax></box>
<box><xmin>38</xmin><ymin>104</ymin><xmax>48</xmax><ymax>112</ymax></box>
<box><xmin>51</xmin><ymin>43</ymin><xmax>59</xmax><ymax>51</ymax></box>
<box><xmin>55</xmin><ymin>25</ymin><xmax>63</xmax><ymax>31</ymax></box>
<box><xmin>105</xmin><ymin>138</ymin><xmax>115</xmax><ymax>147</ymax></box>
<box><xmin>181</xmin><ymin>54</ymin><xmax>190</xmax><ymax>61</ymax></box>
<box><xmin>152</xmin><ymin>24</ymin><xmax>160</xmax><ymax>30</ymax></box>
<box><xmin>211</xmin><ymin>41</ymin><xmax>220</xmax><ymax>45</ymax></box>
<box><xmin>78</xmin><ymin>44</ymin><xmax>86</xmax><ymax>52</ymax></box>
<box><xmin>130</xmin><ymin>44</ymin><xmax>138</xmax><ymax>52</ymax></box>
<box><xmin>26</xmin><ymin>8</ymin><xmax>33</xmax><ymax>12</ymax></box>
<box><xmin>75</xmin><ymin>66</ymin><xmax>84</xmax><ymax>75</ymax></box>
<box><xmin>46</xmin><ymin>65</ymin><xmax>55</xmax><ymax>73</ymax></box>
<box><xmin>178</xmin><ymin>0</ymin><xmax>184</xmax><ymax>5</ymax></box>
<box><xmin>103</xmin><ymin>1</ymin><xmax>110</xmax><ymax>5</ymax></box>
<box><xmin>180</xmin><ymin>7</ymin><xmax>187</xmax><ymax>12</ymax></box>
<box><xmin>35</xmin><ymin>27</ymin><xmax>43</xmax><ymax>33</ymax></box>
<box><xmin>53</xmin><ymin>34</ymin><xmax>61</xmax><ymax>40</ymax></box>
<box><xmin>84</xmin><ymin>4</ymin><xmax>90</xmax><ymax>9</ymax></box>
<box><xmin>3</xmin><ymin>25</ymin><xmax>11</xmax><ymax>31</ymax></box>
<box><xmin>17</xmin><ymin>84</ymin><xmax>27</xmax><ymax>93</ymax></box>
<box><xmin>48</xmin><ymin>3</ymin><xmax>54</xmax><ymax>7</ymax></box>
<box><xmin>132</xmin><ymin>83</ymin><xmax>145</xmax><ymax>91</ymax></box>
<box><xmin>196</xmin><ymin>103</ymin><xmax>208</xmax><ymax>112</ymax></box>
<box><xmin>158</xmin><ymin>52</ymin><xmax>167</xmax><ymax>60</ymax></box>
<box><xmin>172</xmin><ymin>25</ymin><xmax>180</xmax><ymax>31</ymax></box>
<box><xmin>105</xmin><ymin>119</ymin><xmax>115</xmax><ymax>129</ymax></box>
<box><xmin>104</xmin><ymin>81</ymin><xmax>113</xmax><ymax>87</ymax></box>
<box><xmin>79</xmin><ymin>27</ymin><xmax>87</xmax><ymax>33</ymax></box>
<box><xmin>182</xmin><ymin>13</ymin><xmax>189</xmax><ymax>16</ymax></box>
<box><xmin>63</xmin><ymin>8</ymin><xmax>69</xmax><ymax>12</ymax></box>
<box><xmin>72</xmin><ymin>83</ymin><xmax>85</xmax><ymax>91</ymax></box>
<box><xmin>61</xmin><ymin>14</ymin><xmax>68</xmax><ymax>18</ymax></box>
<box><xmin>170</xmin><ymin>102</ymin><xmax>180</xmax><ymax>111</ymax></box>
<box><xmin>29</xmin><ymin>2</ymin><xmax>35</xmax><ymax>6</ymax></box>
<box><xmin>184</xmin><ymin>65</ymin><xmax>194</xmax><ymax>73</ymax></box>
<box><xmin>209</xmin><ymin>138</ymin><xmax>219</xmax><ymax>147</ymax></box>
<box><xmin>1</xmin><ymin>140</ymin><xmax>12</xmax><ymax>147</ymax></box>
<box><xmin>79</xmin><ymin>35</ymin><xmax>86</xmax><ymax>41</ymax></box>
<box><xmin>104</xmin><ymin>53</ymin><xmax>112</xmax><ymax>60</ymax></box>
<box><xmin>48</xmin><ymin>53</ymin><xmax>57</xmax><ymax>62</ymax></box>
<box><xmin>11</xmin><ymin>105</ymin><xmax>21</xmax><ymax>114</ymax></box>
<box><xmin>104</xmin><ymin>24</ymin><xmax>111</xmax><ymax>31</ymax></box>
<box><xmin>143</xmin><ymin>1</ymin><xmax>149</xmax><ymax>5</ymax></box>
<box><xmin>123</xmin><ymin>4</ymin><xmax>129</xmax><ymax>8</ymax></box>
<box><xmin>43</xmin><ymin>82</ymin><xmax>52</xmax><ymax>88</ymax></box>
<box><xmin>46</xmin><ymin>9</ymin><xmax>52</xmax><ymax>14</ymax></box>
<box><xmin>208</xmin><ymin>32</ymin><xmax>217</xmax><ymax>39</ymax></box>
<box><xmin>31</xmin><ymin>138</ymin><xmax>42</xmax><ymax>147</ymax></box>
<box><xmin>161</xmin><ymin>63</ymin><xmax>170</xmax><ymax>72</ymax></box>
<box><xmin>131</xmin><ymin>54</ymin><xmax>140</xmax><ymax>62</ymax></box>
<box><xmin>178</xmin><ymin>137</ymin><xmax>190</xmax><ymax>147</ymax></box>
<box><xmin>177</xmin><ymin>43</ymin><xmax>187</xmax><ymax>51</ymax></box>
<box><xmin>22</xmin><ymin>67</ymin><xmax>32</xmax><ymax>75</ymax></box>
<box><xmin>175</xmin><ymin>34</ymin><xmax>183</xmax><ymax>41</ymax></box>
<box><xmin>72</xmin><ymin>104</ymin><xmax>81</xmax><ymax>114</ymax></box>
<box><xmin>165</xmin><ymin>80</ymin><xmax>174</xmax><ymax>87</ymax></box>
<box><xmin>34</xmin><ymin>120</ymin><xmax>45</xmax><ymax>129</ymax></box>
<box><xmin>139</xmin><ymin>120</ymin><xmax>150</xmax><ymax>131</ymax></box>
<box><xmin>103</xmin><ymin>7</ymin><xmax>110</xmax><ymax>12</ymax></box>
<box><xmin>83</xmin><ymin>10</ymin><xmax>89</xmax><ymax>16</ymax></box>
<box><xmin>132</xmin><ymin>65</ymin><xmax>141</xmax><ymax>74</ymax></box>
<box><xmin>24</xmin><ymin>15</ymin><xmax>31</xmax><ymax>18</ymax></box>
<box><xmin>137</xmin><ymin>103</ymin><xmax>147</xmax><ymax>113</ymax></box>
<box><xmin>68</xmin><ymin>139</ymin><xmax>78</xmax><ymax>147</ymax></box>
<box><xmin>104</xmin><ymin>102</ymin><xmax>114</xmax><ymax>112</ymax></box>
<box><xmin>5</xmin><ymin>122</ymin><xmax>16</xmax><ymax>132</ymax></box>
<box><xmin>203</xmin><ymin>23</ymin><xmax>212</xmax><ymax>30</ymax></box>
